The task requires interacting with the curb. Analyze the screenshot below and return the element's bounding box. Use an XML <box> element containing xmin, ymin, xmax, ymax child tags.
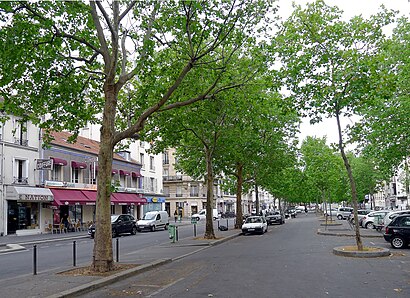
<box><xmin>45</xmin><ymin>231</ymin><xmax>241</xmax><ymax>298</ymax></box>
<box><xmin>45</xmin><ymin>258</ymin><xmax>172</xmax><ymax>298</ymax></box>
<box><xmin>317</xmin><ymin>229</ymin><xmax>383</xmax><ymax>238</ymax></box>
<box><xmin>333</xmin><ymin>246</ymin><xmax>390</xmax><ymax>258</ymax></box>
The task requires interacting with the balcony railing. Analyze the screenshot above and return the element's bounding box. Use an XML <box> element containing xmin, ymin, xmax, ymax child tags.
<box><xmin>175</xmin><ymin>193</ymin><xmax>183</xmax><ymax>197</ymax></box>
<box><xmin>163</xmin><ymin>175</ymin><xmax>183</xmax><ymax>181</ymax></box>
<box><xmin>13</xmin><ymin>177</ymin><xmax>28</xmax><ymax>185</ymax></box>
<box><xmin>14</xmin><ymin>138</ymin><xmax>28</xmax><ymax>146</ymax></box>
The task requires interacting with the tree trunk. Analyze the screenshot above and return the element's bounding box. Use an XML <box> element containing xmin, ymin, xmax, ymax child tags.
<box><xmin>204</xmin><ymin>146</ymin><xmax>216</xmax><ymax>239</ymax></box>
<box><xmin>255</xmin><ymin>183</ymin><xmax>259</xmax><ymax>215</ymax></box>
<box><xmin>92</xmin><ymin>83</ymin><xmax>117</xmax><ymax>272</ymax></box>
<box><xmin>235</xmin><ymin>163</ymin><xmax>243</xmax><ymax>229</ymax></box>
<box><xmin>336</xmin><ymin>113</ymin><xmax>363</xmax><ymax>250</ymax></box>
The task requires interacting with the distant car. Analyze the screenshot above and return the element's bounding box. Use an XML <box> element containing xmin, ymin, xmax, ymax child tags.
<box><xmin>88</xmin><ymin>214</ymin><xmax>137</xmax><ymax>238</ymax></box>
<box><xmin>361</xmin><ymin>210</ymin><xmax>390</xmax><ymax>229</ymax></box>
<box><xmin>324</xmin><ymin>208</ymin><xmax>337</xmax><ymax>217</ymax></box>
<box><xmin>348</xmin><ymin>209</ymin><xmax>371</xmax><ymax>224</ymax></box>
<box><xmin>336</xmin><ymin>207</ymin><xmax>353</xmax><ymax>220</ymax></box>
<box><xmin>266</xmin><ymin>211</ymin><xmax>285</xmax><ymax>225</ymax></box>
<box><xmin>285</xmin><ymin>209</ymin><xmax>297</xmax><ymax>218</ymax></box>
<box><xmin>383</xmin><ymin>214</ymin><xmax>410</xmax><ymax>249</ymax></box>
<box><xmin>241</xmin><ymin>216</ymin><xmax>268</xmax><ymax>235</ymax></box>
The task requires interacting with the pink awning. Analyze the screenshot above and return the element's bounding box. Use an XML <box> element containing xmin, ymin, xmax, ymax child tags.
<box><xmin>131</xmin><ymin>171</ymin><xmax>142</xmax><ymax>178</ymax></box>
<box><xmin>119</xmin><ymin>170</ymin><xmax>131</xmax><ymax>176</ymax></box>
<box><xmin>51</xmin><ymin>157</ymin><xmax>67</xmax><ymax>166</ymax></box>
<box><xmin>112</xmin><ymin>169</ymin><xmax>118</xmax><ymax>175</ymax></box>
<box><xmin>111</xmin><ymin>192</ymin><xmax>147</xmax><ymax>205</ymax></box>
<box><xmin>50</xmin><ymin>189</ymin><xmax>91</xmax><ymax>205</ymax></box>
<box><xmin>71</xmin><ymin>161</ymin><xmax>87</xmax><ymax>169</ymax></box>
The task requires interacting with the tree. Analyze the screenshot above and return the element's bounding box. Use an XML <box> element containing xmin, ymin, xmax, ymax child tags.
<box><xmin>273</xmin><ymin>0</ymin><xmax>394</xmax><ymax>250</ymax></box>
<box><xmin>0</xmin><ymin>0</ymin><xmax>275</xmax><ymax>271</ymax></box>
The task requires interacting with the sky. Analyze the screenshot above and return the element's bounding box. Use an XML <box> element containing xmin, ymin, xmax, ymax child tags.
<box><xmin>274</xmin><ymin>0</ymin><xmax>410</xmax><ymax>145</ymax></box>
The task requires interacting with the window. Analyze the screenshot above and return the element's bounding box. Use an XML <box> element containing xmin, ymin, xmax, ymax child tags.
<box><xmin>163</xmin><ymin>186</ymin><xmax>169</xmax><ymax>196</ymax></box>
<box><xmin>13</xmin><ymin>119</ymin><xmax>28</xmax><ymax>146</ymax></box>
<box><xmin>71</xmin><ymin>168</ymin><xmax>80</xmax><ymax>183</ymax></box>
<box><xmin>14</xmin><ymin>158</ymin><xmax>28</xmax><ymax>184</ymax></box>
<box><xmin>190</xmin><ymin>185</ymin><xmax>199</xmax><ymax>197</ymax></box>
<box><xmin>140</xmin><ymin>153</ymin><xmax>145</xmax><ymax>168</ymax></box>
<box><xmin>150</xmin><ymin>177</ymin><xmax>155</xmax><ymax>192</ymax></box>
<box><xmin>163</xmin><ymin>168</ymin><xmax>169</xmax><ymax>177</ymax></box>
<box><xmin>149</xmin><ymin>156</ymin><xmax>155</xmax><ymax>171</ymax></box>
<box><xmin>163</xmin><ymin>151</ymin><xmax>169</xmax><ymax>165</ymax></box>
<box><xmin>52</xmin><ymin>165</ymin><xmax>62</xmax><ymax>181</ymax></box>
<box><xmin>176</xmin><ymin>186</ymin><xmax>182</xmax><ymax>197</ymax></box>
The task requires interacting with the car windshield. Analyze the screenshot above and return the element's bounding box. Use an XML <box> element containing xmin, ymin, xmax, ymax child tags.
<box><xmin>111</xmin><ymin>215</ymin><xmax>119</xmax><ymax>223</ymax></box>
<box><xmin>143</xmin><ymin>213</ymin><xmax>156</xmax><ymax>220</ymax></box>
<box><xmin>246</xmin><ymin>217</ymin><xmax>262</xmax><ymax>223</ymax></box>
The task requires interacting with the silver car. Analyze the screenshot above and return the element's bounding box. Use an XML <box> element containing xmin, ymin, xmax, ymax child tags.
<box><xmin>383</xmin><ymin>210</ymin><xmax>410</xmax><ymax>227</ymax></box>
<box><xmin>361</xmin><ymin>210</ymin><xmax>390</xmax><ymax>229</ymax></box>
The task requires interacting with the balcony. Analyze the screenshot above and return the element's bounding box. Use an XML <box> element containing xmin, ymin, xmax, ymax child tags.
<box><xmin>163</xmin><ymin>175</ymin><xmax>183</xmax><ymax>181</ymax></box>
<box><xmin>175</xmin><ymin>193</ymin><xmax>183</xmax><ymax>197</ymax></box>
<box><xmin>13</xmin><ymin>177</ymin><xmax>28</xmax><ymax>185</ymax></box>
<box><xmin>14</xmin><ymin>138</ymin><xmax>28</xmax><ymax>146</ymax></box>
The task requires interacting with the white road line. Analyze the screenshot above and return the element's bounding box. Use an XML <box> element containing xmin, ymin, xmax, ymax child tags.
<box><xmin>146</xmin><ymin>277</ymin><xmax>185</xmax><ymax>297</ymax></box>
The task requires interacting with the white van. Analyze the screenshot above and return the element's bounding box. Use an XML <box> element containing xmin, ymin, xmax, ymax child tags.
<box><xmin>191</xmin><ymin>209</ymin><xmax>219</xmax><ymax>221</ymax></box>
<box><xmin>136</xmin><ymin>211</ymin><xmax>169</xmax><ymax>232</ymax></box>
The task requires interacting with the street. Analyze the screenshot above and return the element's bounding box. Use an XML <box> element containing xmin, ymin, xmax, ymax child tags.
<box><xmin>80</xmin><ymin>214</ymin><xmax>410</xmax><ymax>298</ymax></box>
<box><xmin>0</xmin><ymin>220</ymin><xmax>221</xmax><ymax>281</ymax></box>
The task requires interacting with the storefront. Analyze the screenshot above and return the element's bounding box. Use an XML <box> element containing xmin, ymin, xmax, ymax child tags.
<box><xmin>49</xmin><ymin>188</ymin><xmax>147</xmax><ymax>223</ymax></box>
<box><xmin>6</xmin><ymin>186</ymin><xmax>54</xmax><ymax>235</ymax></box>
<box><xmin>143</xmin><ymin>197</ymin><xmax>166</xmax><ymax>215</ymax></box>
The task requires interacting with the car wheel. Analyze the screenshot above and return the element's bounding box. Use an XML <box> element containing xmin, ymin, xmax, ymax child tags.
<box><xmin>151</xmin><ymin>225</ymin><xmax>155</xmax><ymax>232</ymax></box>
<box><xmin>365</xmin><ymin>222</ymin><xmax>374</xmax><ymax>229</ymax></box>
<box><xmin>112</xmin><ymin>229</ymin><xmax>117</xmax><ymax>238</ymax></box>
<box><xmin>391</xmin><ymin>236</ymin><xmax>406</xmax><ymax>249</ymax></box>
<box><xmin>337</xmin><ymin>215</ymin><xmax>343</xmax><ymax>220</ymax></box>
<box><xmin>131</xmin><ymin>226</ymin><xmax>137</xmax><ymax>235</ymax></box>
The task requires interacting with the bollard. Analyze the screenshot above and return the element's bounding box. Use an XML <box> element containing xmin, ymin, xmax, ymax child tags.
<box><xmin>218</xmin><ymin>220</ymin><xmax>220</xmax><ymax>230</ymax></box>
<box><xmin>116</xmin><ymin>238</ymin><xmax>119</xmax><ymax>262</ymax></box>
<box><xmin>33</xmin><ymin>245</ymin><xmax>37</xmax><ymax>275</ymax></box>
<box><xmin>176</xmin><ymin>225</ymin><xmax>179</xmax><ymax>241</ymax></box>
<box><xmin>193</xmin><ymin>223</ymin><xmax>197</xmax><ymax>237</ymax></box>
<box><xmin>226</xmin><ymin>219</ymin><xmax>229</xmax><ymax>228</ymax></box>
<box><xmin>169</xmin><ymin>224</ymin><xmax>176</xmax><ymax>243</ymax></box>
<box><xmin>73</xmin><ymin>241</ymin><xmax>76</xmax><ymax>267</ymax></box>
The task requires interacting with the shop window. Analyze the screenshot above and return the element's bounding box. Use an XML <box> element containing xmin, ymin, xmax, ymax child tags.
<box><xmin>69</xmin><ymin>205</ymin><xmax>82</xmax><ymax>223</ymax></box>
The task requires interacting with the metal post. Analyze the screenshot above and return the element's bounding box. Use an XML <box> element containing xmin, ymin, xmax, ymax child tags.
<box><xmin>226</xmin><ymin>219</ymin><xmax>229</xmax><ymax>228</ymax></box>
<box><xmin>116</xmin><ymin>238</ymin><xmax>119</xmax><ymax>262</ymax></box>
<box><xmin>194</xmin><ymin>223</ymin><xmax>197</xmax><ymax>237</ymax></box>
<box><xmin>218</xmin><ymin>220</ymin><xmax>220</xmax><ymax>229</ymax></box>
<box><xmin>73</xmin><ymin>241</ymin><xmax>76</xmax><ymax>267</ymax></box>
<box><xmin>176</xmin><ymin>226</ymin><xmax>179</xmax><ymax>241</ymax></box>
<box><xmin>33</xmin><ymin>245</ymin><xmax>37</xmax><ymax>275</ymax></box>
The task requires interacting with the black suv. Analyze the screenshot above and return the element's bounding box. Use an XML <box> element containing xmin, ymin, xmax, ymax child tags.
<box><xmin>88</xmin><ymin>214</ymin><xmax>137</xmax><ymax>238</ymax></box>
<box><xmin>383</xmin><ymin>214</ymin><xmax>410</xmax><ymax>249</ymax></box>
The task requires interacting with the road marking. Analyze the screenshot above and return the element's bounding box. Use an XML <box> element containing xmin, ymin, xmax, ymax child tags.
<box><xmin>146</xmin><ymin>277</ymin><xmax>185</xmax><ymax>297</ymax></box>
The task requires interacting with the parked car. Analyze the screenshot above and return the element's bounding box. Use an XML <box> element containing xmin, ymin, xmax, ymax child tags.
<box><xmin>221</xmin><ymin>211</ymin><xmax>236</xmax><ymax>218</ymax></box>
<box><xmin>361</xmin><ymin>210</ymin><xmax>390</xmax><ymax>229</ymax></box>
<box><xmin>348</xmin><ymin>209</ymin><xmax>371</xmax><ymax>224</ymax></box>
<box><xmin>285</xmin><ymin>208</ymin><xmax>297</xmax><ymax>218</ymax></box>
<box><xmin>136</xmin><ymin>211</ymin><xmax>169</xmax><ymax>232</ymax></box>
<box><xmin>383</xmin><ymin>210</ymin><xmax>410</xmax><ymax>227</ymax></box>
<box><xmin>191</xmin><ymin>209</ymin><xmax>219</xmax><ymax>221</ymax></box>
<box><xmin>88</xmin><ymin>214</ymin><xmax>137</xmax><ymax>238</ymax></box>
<box><xmin>383</xmin><ymin>214</ymin><xmax>410</xmax><ymax>249</ymax></box>
<box><xmin>241</xmin><ymin>216</ymin><xmax>268</xmax><ymax>235</ymax></box>
<box><xmin>336</xmin><ymin>207</ymin><xmax>353</xmax><ymax>220</ymax></box>
<box><xmin>324</xmin><ymin>208</ymin><xmax>338</xmax><ymax>217</ymax></box>
<box><xmin>266</xmin><ymin>211</ymin><xmax>285</xmax><ymax>225</ymax></box>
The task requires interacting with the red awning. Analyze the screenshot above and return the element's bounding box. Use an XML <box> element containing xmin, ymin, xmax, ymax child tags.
<box><xmin>131</xmin><ymin>171</ymin><xmax>142</xmax><ymax>178</ymax></box>
<box><xmin>119</xmin><ymin>170</ymin><xmax>131</xmax><ymax>176</ymax></box>
<box><xmin>50</xmin><ymin>189</ymin><xmax>91</xmax><ymax>205</ymax></box>
<box><xmin>71</xmin><ymin>161</ymin><xmax>87</xmax><ymax>169</ymax></box>
<box><xmin>112</xmin><ymin>169</ymin><xmax>118</xmax><ymax>175</ymax></box>
<box><xmin>111</xmin><ymin>192</ymin><xmax>147</xmax><ymax>205</ymax></box>
<box><xmin>51</xmin><ymin>157</ymin><xmax>67</xmax><ymax>166</ymax></box>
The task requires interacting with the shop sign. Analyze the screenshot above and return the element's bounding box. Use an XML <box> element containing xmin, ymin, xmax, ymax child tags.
<box><xmin>36</xmin><ymin>159</ymin><xmax>53</xmax><ymax>170</ymax></box>
<box><xmin>20</xmin><ymin>194</ymin><xmax>53</xmax><ymax>201</ymax></box>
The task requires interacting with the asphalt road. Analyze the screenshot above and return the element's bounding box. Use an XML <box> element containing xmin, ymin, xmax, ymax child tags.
<box><xmin>80</xmin><ymin>214</ymin><xmax>410</xmax><ymax>298</ymax></box>
<box><xmin>0</xmin><ymin>220</ymin><xmax>223</xmax><ymax>281</ymax></box>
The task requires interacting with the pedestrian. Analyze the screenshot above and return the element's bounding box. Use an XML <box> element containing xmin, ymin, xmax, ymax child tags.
<box><xmin>305</xmin><ymin>206</ymin><xmax>308</xmax><ymax>216</ymax></box>
<box><xmin>174</xmin><ymin>210</ymin><xmax>178</xmax><ymax>223</ymax></box>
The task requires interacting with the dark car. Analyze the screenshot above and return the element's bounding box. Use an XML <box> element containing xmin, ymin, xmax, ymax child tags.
<box><xmin>383</xmin><ymin>214</ymin><xmax>410</xmax><ymax>249</ymax></box>
<box><xmin>285</xmin><ymin>208</ymin><xmax>296</xmax><ymax>219</ymax></box>
<box><xmin>266</xmin><ymin>211</ymin><xmax>285</xmax><ymax>225</ymax></box>
<box><xmin>88</xmin><ymin>214</ymin><xmax>137</xmax><ymax>238</ymax></box>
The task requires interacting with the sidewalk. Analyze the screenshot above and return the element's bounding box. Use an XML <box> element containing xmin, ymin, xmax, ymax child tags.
<box><xmin>0</xmin><ymin>224</ymin><xmax>240</xmax><ymax>298</ymax></box>
<box><xmin>317</xmin><ymin>218</ymin><xmax>384</xmax><ymax>238</ymax></box>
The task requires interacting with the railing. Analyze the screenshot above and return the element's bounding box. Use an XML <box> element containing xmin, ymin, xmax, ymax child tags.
<box><xmin>163</xmin><ymin>175</ymin><xmax>183</xmax><ymax>181</ymax></box>
<box><xmin>175</xmin><ymin>193</ymin><xmax>183</xmax><ymax>197</ymax></box>
<box><xmin>13</xmin><ymin>177</ymin><xmax>28</xmax><ymax>184</ymax></box>
<box><xmin>14</xmin><ymin>138</ymin><xmax>28</xmax><ymax>146</ymax></box>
